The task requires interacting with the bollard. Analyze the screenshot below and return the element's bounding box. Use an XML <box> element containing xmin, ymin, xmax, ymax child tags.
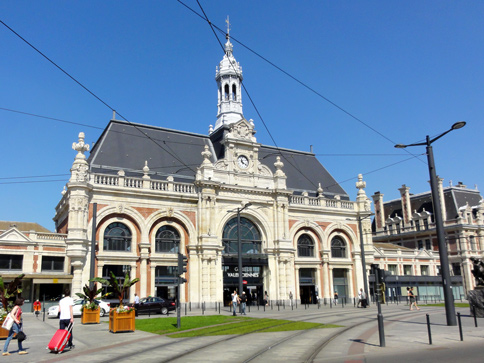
<box><xmin>185</xmin><ymin>303</ymin><xmax>187</xmax><ymax>316</ymax></box>
<box><xmin>457</xmin><ymin>312</ymin><xmax>463</xmax><ymax>341</ymax></box>
<box><xmin>271</xmin><ymin>301</ymin><xmax>273</xmax><ymax>310</ymax></box>
<box><xmin>278</xmin><ymin>303</ymin><xmax>280</xmax><ymax>311</ymax></box>
<box><xmin>472</xmin><ymin>305</ymin><xmax>478</xmax><ymax>328</ymax></box>
<box><xmin>43</xmin><ymin>307</ymin><xmax>45</xmax><ymax>322</ymax></box>
<box><xmin>342</xmin><ymin>300</ymin><xmax>344</xmax><ymax>308</ymax></box>
<box><xmin>202</xmin><ymin>302</ymin><xmax>205</xmax><ymax>315</ymax></box>
<box><xmin>263</xmin><ymin>304</ymin><xmax>265</xmax><ymax>312</ymax></box>
<box><xmin>292</xmin><ymin>302</ymin><xmax>293</xmax><ymax>311</ymax></box>
<box><xmin>330</xmin><ymin>299</ymin><xmax>332</xmax><ymax>309</ymax></box>
<box><xmin>426</xmin><ymin>314</ymin><xmax>432</xmax><ymax>345</ymax></box>
<box><xmin>190</xmin><ymin>302</ymin><xmax>191</xmax><ymax>312</ymax></box>
<box><xmin>219</xmin><ymin>302</ymin><xmax>221</xmax><ymax>315</ymax></box>
<box><xmin>248</xmin><ymin>304</ymin><xmax>250</xmax><ymax>313</ymax></box>
<box><xmin>296</xmin><ymin>300</ymin><xmax>297</xmax><ymax>309</ymax></box>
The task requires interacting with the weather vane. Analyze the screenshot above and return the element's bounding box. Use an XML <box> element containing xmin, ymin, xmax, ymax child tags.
<box><xmin>225</xmin><ymin>16</ymin><xmax>230</xmax><ymax>37</ymax></box>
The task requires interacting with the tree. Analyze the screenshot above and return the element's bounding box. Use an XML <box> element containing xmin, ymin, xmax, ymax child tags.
<box><xmin>0</xmin><ymin>274</ymin><xmax>25</xmax><ymax>313</ymax></box>
<box><xmin>75</xmin><ymin>282</ymin><xmax>111</xmax><ymax>310</ymax></box>
<box><xmin>92</xmin><ymin>272</ymin><xmax>139</xmax><ymax>308</ymax></box>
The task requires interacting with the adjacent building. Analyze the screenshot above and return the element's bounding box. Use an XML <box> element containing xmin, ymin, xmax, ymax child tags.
<box><xmin>372</xmin><ymin>181</ymin><xmax>484</xmax><ymax>298</ymax></box>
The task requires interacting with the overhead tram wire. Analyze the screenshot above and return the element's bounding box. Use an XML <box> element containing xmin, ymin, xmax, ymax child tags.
<box><xmin>178</xmin><ymin>1</ymin><xmax>425</xmax><ymax>165</ymax></box>
<box><xmin>0</xmin><ymin>20</ymin><xmax>197</xmax><ymax>177</ymax></box>
<box><xmin>194</xmin><ymin>0</ymin><xmax>321</xmax><ymax>190</ymax></box>
<box><xmin>2</xmin><ymin>17</ymin><xmax>420</xmax><ymax>190</ymax></box>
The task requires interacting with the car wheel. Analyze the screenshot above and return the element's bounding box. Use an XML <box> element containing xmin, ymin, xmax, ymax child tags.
<box><xmin>161</xmin><ymin>307</ymin><xmax>168</xmax><ymax>315</ymax></box>
<box><xmin>100</xmin><ymin>309</ymin><xmax>106</xmax><ymax>317</ymax></box>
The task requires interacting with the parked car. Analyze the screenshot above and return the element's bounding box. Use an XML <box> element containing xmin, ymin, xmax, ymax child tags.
<box><xmin>48</xmin><ymin>299</ymin><xmax>110</xmax><ymax>318</ymax></box>
<box><xmin>131</xmin><ymin>297</ymin><xmax>175</xmax><ymax>315</ymax></box>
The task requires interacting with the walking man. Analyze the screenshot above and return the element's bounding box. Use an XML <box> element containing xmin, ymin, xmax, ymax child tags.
<box><xmin>289</xmin><ymin>291</ymin><xmax>293</xmax><ymax>307</ymax></box>
<box><xmin>134</xmin><ymin>293</ymin><xmax>140</xmax><ymax>317</ymax></box>
<box><xmin>59</xmin><ymin>288</ymin><xmax>74</xmax><ymax>350</ymax></box>
<box><xmin>240</xmin><ymin>292</ymin><xmax>247</xmax><ymax>315</ymax></box>
<box><xmin>231</xmin><ymin>290</ymin><xmax>240</xmax><ymax>316</ymax></box>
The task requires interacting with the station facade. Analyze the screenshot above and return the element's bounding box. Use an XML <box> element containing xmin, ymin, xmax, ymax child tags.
<box><xmin>52</xmin><ymin>34</ymin><xmax>374</xmax><ymax>306</ymax></box>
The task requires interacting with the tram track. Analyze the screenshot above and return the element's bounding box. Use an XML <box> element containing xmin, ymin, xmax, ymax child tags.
<box><xmin>102</xmin><ymin>306</ymin><xmax>439</xmax><ymax>363</ymax></box>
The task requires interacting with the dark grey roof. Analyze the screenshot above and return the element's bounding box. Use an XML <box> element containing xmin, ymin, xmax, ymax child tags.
<box><xmin>88</xmin><ymin>120</ymin><xmax>349</xmax><ymax>198</ymax></box>
<box><xmin>381</xmin><ymin>187</ymin><xmax>482</xmax><ymax>221</ymax></box>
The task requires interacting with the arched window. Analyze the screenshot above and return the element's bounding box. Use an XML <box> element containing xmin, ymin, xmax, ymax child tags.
<box><xmin>297</xmin><ymin>234</ymin><xmax>314</xmax><ymax>257</ymax></box>
<box><xmin>232</xmin><ymin>84</ymin><xmax>237</xmax><ymax>101</ymax></box>
<box><xmin>223</xmin><ymin>217</ymin><xmax>262</xmax><ymax>255</ymax></box>
<box><xmin>331</xmin><ymin>237</ymin><xmax>346</xmax><ymax>258</ymax></box>
<box><xmin>104</xmin><ymin>222</ymin><xmax>131</xmax><ymax>252</ymax></box>
<box><xmin>224</xmin><ymin>84</ymin><xmax>229</xmax><ymax>101</ymax></box>
<box><xmin>155</xmin><ymin>225</ymin><xmax>180</xmax><ymax>253</ymax></box>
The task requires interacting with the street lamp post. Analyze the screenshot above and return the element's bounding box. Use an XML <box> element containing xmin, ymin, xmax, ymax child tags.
<box><xmin>236</xmin><ymin>202</ymin><xmax>252</xmax><ymax>312</ymax></box>
<box><xmin>395</xmin><ymin>121</ymin><xmax>466</xmax><ymax>326</ymax></box>
<box><xmin>358</xmin><ymin>214</ymin><xmax>373</xmax><ymax>305</ymax></box>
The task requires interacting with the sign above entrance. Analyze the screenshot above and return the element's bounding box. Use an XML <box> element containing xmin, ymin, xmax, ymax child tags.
<box><xmin>243</xmin><ymin>280</ymin><xmax>247</xmax><ymax>285</ymax></box>
<box><xmin>224</xmin><ymin>266</ymin><xmax>260</xmax><ymax>278</ymax></box>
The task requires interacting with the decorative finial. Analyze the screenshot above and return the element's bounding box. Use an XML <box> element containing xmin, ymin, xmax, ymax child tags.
<box><xmin>72</xmin><ymin>132</ymin><xmax>90</xmax><ymax>160</ymax></box>
<box><xmin>112</xmin><ymin>110</ymin><xmax>116</xmax><ymax>120</ymax></box>
<box><xmin>225</xmin><ymin>16</ymin><xmax>231</xmax><ymax>38</ymax></box>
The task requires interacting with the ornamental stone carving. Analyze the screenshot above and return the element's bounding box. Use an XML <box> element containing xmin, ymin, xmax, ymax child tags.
<box><xmin>72</xmin><ymin>132</ymin><xmax>90</xmax><ymax>160</ymax></box>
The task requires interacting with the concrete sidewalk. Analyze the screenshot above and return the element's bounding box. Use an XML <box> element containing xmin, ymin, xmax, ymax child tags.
<box><xmin>0</xmin><ymin>303</ymin><xmax>481</xmax><ymax>362</ymax></box>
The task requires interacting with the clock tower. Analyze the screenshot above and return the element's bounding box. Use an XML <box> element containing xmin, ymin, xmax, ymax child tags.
<box><xmin>214</xmin><ymin>17</ymin><xmax>244</xmax><ymax>131</ymax></box>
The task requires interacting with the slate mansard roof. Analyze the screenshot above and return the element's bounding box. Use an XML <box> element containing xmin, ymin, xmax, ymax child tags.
<box><xmin>87</xmin><ymin>120</ymin><xmax>349</xmax><ymax>199</ymax></box>
<box><xmin>383</xmin><ymin>186</ymin><xmax>483</xmax><ymax>221</ymax></box>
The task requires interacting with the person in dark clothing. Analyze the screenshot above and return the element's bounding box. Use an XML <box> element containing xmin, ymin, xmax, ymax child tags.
<box><xmin>240</xmin><ymin>292</ymin><xmax>247</xmax><ymax>315</ymax></box>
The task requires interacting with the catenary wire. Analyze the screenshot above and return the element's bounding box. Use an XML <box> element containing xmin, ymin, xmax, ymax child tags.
<box><xmin>178</xmin><ymin>0</ymin><xmax>425</xmax><ymax>164</ymax></box>
<box><xmin>0</xmin><ymin>20</ymin><xmax>198</xmax><ymax>177</ymax></box>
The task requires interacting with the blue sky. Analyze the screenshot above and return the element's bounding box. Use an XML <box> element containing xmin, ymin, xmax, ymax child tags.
<box><xmin>1</xmin><ymin>1</ymin><xmax>483</xmax><ymax>231</ymax></box>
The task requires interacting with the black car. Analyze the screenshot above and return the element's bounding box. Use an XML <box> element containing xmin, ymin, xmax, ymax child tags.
<box><xmin>134</xmin><ymin>297</ymin><xmax>176</xmax><ymax>315</ymax></box>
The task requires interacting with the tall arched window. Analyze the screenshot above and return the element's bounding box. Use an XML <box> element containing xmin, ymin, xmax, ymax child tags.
<box><xmin>104</xmin><ymin>222</ymin><xmax>131</xmax><ymax>252</ymax></box>
<box><xmin>297</xmin><ymin>234</ymin><xmax>314</xmax><ymax>257</ymax></box>
<box><xmin>224</xmin><ymin>84</ymin><xmax>229</xmax><ymax>100</ymax></box>
<box><xmin>155</xmin><ymin>225</ymin><xmax>180</xmax><ymax>253</ymax></box>
<box><xmin>331</xmin><ymin>237</ymin><xmax>346</xmax><ymax>258</ymax></box>
<box><xmin>223</xmin><ymin>217</ymin><xmax>262</xmax><ymax>255</ymax></box>
<box><xmin>232</xmin><ymin>84</ymin><xmax>237</xmax><ymax>101</ymax></box>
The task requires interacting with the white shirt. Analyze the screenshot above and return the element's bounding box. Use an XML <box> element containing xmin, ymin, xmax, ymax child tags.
<box><xmin>232</xmin><ymin>293</ymin><xmax>238</xmax><ymax>303</ymax></box>
<box><xmin>134</xmin><ymin>295</ymin><xmax>140</xmax><ymax>304</ymax></box>
<box><xmin>59</xmin><ymin>296</ymin><xmax>74</xmax><ymax>320</ymax></box>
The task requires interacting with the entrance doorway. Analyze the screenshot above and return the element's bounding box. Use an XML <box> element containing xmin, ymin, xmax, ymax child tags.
<box><xmin>300</xmin><ymin>285</ymin><xmax>317</xmax><ymax>304</ymax></box>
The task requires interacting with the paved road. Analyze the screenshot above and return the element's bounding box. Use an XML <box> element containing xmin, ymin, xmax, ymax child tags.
<box><xmin>0</xmin><ymin>303</ymin><xmax>482</xmax><ymax>362</ymax></box>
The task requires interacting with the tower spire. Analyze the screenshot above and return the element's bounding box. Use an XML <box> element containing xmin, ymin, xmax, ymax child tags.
<box><xmin>214</xmin><ymin>17</ymin><xmax>244</xmax><ymax>131</ymax></box>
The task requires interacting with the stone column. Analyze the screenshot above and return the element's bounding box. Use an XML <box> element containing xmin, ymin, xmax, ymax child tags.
<box><xmin>322</xmin><ymin>261</ymin><xmax>330</xmax><ymax>301</ymax></box>
<box><xmin>399</xmin><ymin>184</ymin><xmax>412</xmax><ymax>226</ymax></box>
<box><xmin>347</xmin><ymin>266</ymin><xmax>354</xmax><ymax>299</ymax></box>
<box><xmin>129</xmin><ymin>264</ymin><xmax>137</xmax><ymax>303</ymax></box>
<box><xmin>372</xmin><ymin>192</ymin><xmax>385</xmax><ymax>232</ymax></box>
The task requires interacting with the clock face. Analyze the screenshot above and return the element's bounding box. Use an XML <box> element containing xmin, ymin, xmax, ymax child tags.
<box><xmin>237</xmin><ymin>155</ymin><xmax>249</xmax><ymax>169</ymax></box>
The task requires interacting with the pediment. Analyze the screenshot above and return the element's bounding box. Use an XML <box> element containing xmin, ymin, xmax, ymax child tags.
<box><xmin>225</xmin><ymin>119</ymin><xmax>256</xmax><ymax>142</ymax></box>
<box><xmin>0</xmin><ymin>227</ymin><xmax>32</xmax><ymax>243</ymax></box>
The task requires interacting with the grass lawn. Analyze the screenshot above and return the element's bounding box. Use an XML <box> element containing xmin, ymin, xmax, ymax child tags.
<box><xmin>135</xmin><ymin>315</ymin><xmax>340</xmax><ymax>338</ymax></box>
<box><xmin>422</xmin><ymin>303</ymin><xmax>469</xmax><ymax>308</ymax></box>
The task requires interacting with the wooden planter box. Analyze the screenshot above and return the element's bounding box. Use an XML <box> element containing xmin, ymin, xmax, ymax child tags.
<box><xmin>81</xmin><ymin>308</ymin><xmax>100</xmax><ymax>324</ymax></box>
<box><xmin>109</xmin><ymin>309</ymin><xmax>135</xmax><ymax>333</ymax></box>
<box><xmin>0</xmin><ymin>319</ymin><xmax>9</xmax><ymax>339</ymax></box>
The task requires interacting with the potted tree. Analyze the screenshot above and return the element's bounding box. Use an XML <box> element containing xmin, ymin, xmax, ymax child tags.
<box><xmin>76</xmin><ymin>282</ymin><xmax>111</xmax><ymax>324</ymax></box>
<box><xmin>92</xmin><ymin>271</ymin><xmax>139</xmax><ymax>333</ymax></box>
<box><xmin>0</xmin><ymin>274</ymin><xmax>24</xmax><ymax>339</ymax></box>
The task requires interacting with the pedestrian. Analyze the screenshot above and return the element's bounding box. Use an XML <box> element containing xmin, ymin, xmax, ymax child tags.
<box><xmin>33</xmin><ymin>299</ymin><xmax>41</xmax><ymax>317</ymax></box>
<box><xmin>59</xmin><ymin>288</ymin><xmax>75</xmax><ymax>350</ymax></box>
<box><xmin>3</xmin><ymin>297</ymin><xmax>28</xmax><ymax>355</ymax></box>
<box><xmin>333</xmin><ymin>291</ymin><xmax>338</xmax><ymax>305</ymax></box>
<box><xmin>407</xmin><ymin>287</ymin><xmax>420</xmax><ymax>311</ymax></box>
<box><xmin>134</xmin><ymin>293</ymin><xmax>140</xmax><ymax>317</ymax></box>
<box><xmin>289</xmin><ymin>291</ymin><xmax>293</xmax><ymax>307</ymax></box>
<box><xmin>240</xmin><ymin>292</ymin><xmax>247</xmax><ymax>315</ymax></box>
<box><xmin>264</xmin><ymin>291</ymin><xmax>269</xmax><ymax>306</ymax></box>
<box><xmin>231</xmin><ymin>290</ymin><xmax>240</xmax><ymax>316</ymax></box>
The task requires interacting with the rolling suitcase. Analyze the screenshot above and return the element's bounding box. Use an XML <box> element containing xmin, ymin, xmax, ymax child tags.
<box><xmin>47</xmin><ymin>322</ymin><xmax>73</xmax><ymax>354</ymax></box>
